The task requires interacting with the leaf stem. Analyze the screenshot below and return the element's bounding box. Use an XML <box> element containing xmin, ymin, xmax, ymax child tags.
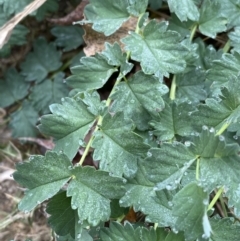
<box><xmin>154</xmin><ymin>223</ymin><xmax>158</xmax><ymax>230</ymax></box>
<box><xmin>190</xmin><ymin>24</ymin><xmax>198</xmax><ymax>42</ymax></box>
<box><xmin>169</xmin><ymin>75</ymin><xmax>177</xmax><ymax>100</ymax></box>
<box><xmin>222</xmin><ymin>39</ymin><xmax>231</xmax><ymax>53</ymax></box>
<box><xmin>208</xmin><ymin>187</ymin><xmax>224</xmax><ymax>211</ymax></box>
<box><xmin>196</xmin><ymin>157</ymin><xmax>200</xmax><ymax>180</ymax></box>
<box><xmin>215</xmin><ymin>122</ymin><xmax>230</xmax><ymax>136</ymax></box>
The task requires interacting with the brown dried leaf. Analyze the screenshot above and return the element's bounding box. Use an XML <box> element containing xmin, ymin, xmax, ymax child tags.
<box><xmin>47</xmin><ymin>0</ymin><xmax>89</xmax><ymax>25</ymax></box>
<box><xmin>82</xmin><ymin>16</ymin><xmax>138</xmax><ymax>56</ymax></box>
<box><xmin>17</xmin><ymin>137</ymin><xmax>54</xmax><ymax>150</ymax></box>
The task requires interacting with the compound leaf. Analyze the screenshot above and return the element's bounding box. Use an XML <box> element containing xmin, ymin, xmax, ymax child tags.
<box><xmin>149</xmin><ymin>100</ymin><xmax>195</xmax><ymax>141</ymax></box>
<box><xmin>198</xmin><ymin>0</ymin><xmax>227</xmax><ymax>38</ymax></box>
<box><xmin>167</xmin><ymin>0</ymin><xmax>199</xmax><ymax>22</ymax></box>
<box><xmin>127</xmin><ymin>0</ymin><xmax>148</xmax><ymax>16</ymax></box>
<box><xmin>228</xmin><ymin>27</ymin><xmax>240</xmax><ymax>52</ymax></box>
<box><xmin>92</xmin><ymin>112</ymin><xmax>149</xmax><ymax>177</ymax></box>
<box><xmin>83</xmin><ymin>0</ymin><xmax>130</xmax><ymax>36</ymax></box>
<box><xmin>29</xmin><ymin>72</ymin><xmax>69</xmax><ymax>114</ymax></box>
<box><xmin>67</xmin><ymin>54</ymin><xmax>117</xmax><ymax>92</ymax></box>
<box><xmin>9</xmin><ymin>100</ymin><xmax>39</xmax><ymax>137</ymax></box>
<box><xmin>13</xmin><ymin>152</ymin><xmax>72</xmax><ymax>212</ymax></box>
<box><xmin>35</xmin><ymin>0</ymin><xmax>58</xmax><ymax>21</ymax></box>
<box><xmin>175</xmin><ymin>68</ymin><xmax>207</xmax><ymax>103</ymax></box>
<box><xmin>20</xmin><ymin>37</ymin><xmax>62</xmax><ymax>83</ymax></box>
<box><xmin>172</xmin><ymin>183</ymin><xmax>210</xmax><ymax>241</ymax></box>
<box><xmin>39</xmin><ymin>97</ymin><xmax>96</xmax><ymax>159</ymax></box>
<box><xmin>101</xmin><ymin>42</ymin><xmax>133</xmax><ymax>78</ymax></box>
<box><xmin>207</xmin><ymin>51</ymin><xmax>240</xmax><ymax>91</ymax></box>
<box><xmin>191</xmin><ymin>78</ymin><xmax>240</xmax><ymax>133</ymax></box>
<box><xmin>110</xmin><ymin>71</ymin><xmax>168</xmax><ymax>130</ymax></box>
<box><xmin>51</xmin><ymin>26</ymin><xmax>84</xmax><ymax>52</ymax></box>
<box><xmin>0</xmin><ymin>68</ymin><xmax>30</xmax><ymax>108</ymax></box>
<box><xmin>210</xmin><ymin>217</ymin><xmax>240</xmax><ymax>241</ymax></box>
<box><xmin>122</xmin><ymin>20</ymin><xmax>189</xmax><ymax>77</ymax></box>
<box><xmin>46</xmin><ymin>191</ymin><xmax>76</xmax><ymax>238</ymax></box>
<box><xmin>67</xmin><ymin>166</ymin><xmax>125</xmax><ymax>226</ymax></box>
<box><xmin>119</xmin><ymin>166</ymin><xmax>176</xmax><ymax>227</ymax></box>
<box><xmin>101</xmin><ymin>222</ymin><xmax>184</xmax><ymax>241</ymax></box>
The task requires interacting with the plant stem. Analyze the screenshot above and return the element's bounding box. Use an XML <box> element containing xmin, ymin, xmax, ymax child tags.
<box><xmin>169</xmin><ymin>75</ymin><xmax>177</xmax><ymax>100</ymax></box>
<box><xmin>208</xmin><ymin>187</ymin><xmax>224</xmax><ymax>211</ymax></box>
<box><xmin>190</xmin><ymin>24</ymin><xmax>198</xmax><ymax>42</ymax></box>
<box><xmin>223</xmin><ymin>39</ymin><xmax>231</xmax><ymax>53</ymax></box>
<box><xmin>196</xmin><ymin>157</ymin><xmax>200</xmax><ymax>180</ymax></box>
<box><xmin>154</xmin><ymin>223</ymin><xmax>158</xmax><ymax>230</ymax></box>
<box><xmin>215</xmin><ymin>122</ymin><xmax>230</xmax><ymax>136</ymax></box>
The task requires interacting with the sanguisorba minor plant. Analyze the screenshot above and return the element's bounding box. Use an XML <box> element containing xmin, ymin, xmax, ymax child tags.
<box><xmin>13</xmin><ymin>0</ymin><xmax>240</xmax><ymax>240</ymax></box>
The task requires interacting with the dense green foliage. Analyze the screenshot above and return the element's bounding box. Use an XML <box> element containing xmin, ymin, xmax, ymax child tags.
<box><xmin>1</xmin><ymin>0</ymin><xmax>240</xmax><ymax>240</ymax></box>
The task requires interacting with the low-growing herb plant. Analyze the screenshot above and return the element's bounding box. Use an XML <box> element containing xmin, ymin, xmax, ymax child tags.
<box><xmin>10</xmin><ymin>0</ymin><xmax>240</xmax><ymax>240</ymax></box>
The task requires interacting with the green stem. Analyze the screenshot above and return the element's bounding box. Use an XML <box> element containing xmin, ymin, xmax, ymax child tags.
<box><xmin>154</xmin><ymin>223</ymin><xmax>158</xmax><ymax>230</ymax></box>
<box><xmin>222</xmin><ymin>39</ymin><xmax>231</xmax><ymax>53</ymax></box>
<box><xmin>208</xmin><ymin>187</ymin><xmax>224</xmax><ymax>211</ymax></box>
<box><xmin>215</xmin><ymin>122</ymin><xmax>230</xmax><ymax>136</ymax></box>
<box><xmin>196</xmin><ymin>157</ymin><xmax>200</xmax><ymax>180</ymax></box>
<box><xmin>190</xmin><ymin>24</ymin><xmax>198</xmax><ymax>42</ymax></box>
<box><xmin>169</xmin><ymin>75</ymin><xmax>177</xmax><ymax>100</ymax></box>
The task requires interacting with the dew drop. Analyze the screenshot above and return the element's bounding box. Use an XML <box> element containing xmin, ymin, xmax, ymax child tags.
<box><xmin>203</xmin><ymin>199</ymin><xmax>208</xmax><ymax>205</ymax></box>
<box><xmin>219</xmin><ymin>135</ymin><xmax>225</xmax><ymax>141</ymax></box>
<box><xmin>165</xmin><ymin>21</ymin><xmax>169</xmax><ymax>26</ymax></box>
<box><xmin>79</xmin><ymin>139</ymin><xmax>84</xmax><ymax>145</ymax></box>
<box><xmin>37</xmin><ymin>201</ymin><xmax>41</xmax><ymax>204</ymax></box>
<box><xmin>202</xmin><ymin>125</ymin><xmax>208</xmax><ymax>130</ymax></box>
<box><xmin>209</xmin><ymin>127</ymin><xmax>215</xmax><ymax>133</ymax></box>
<box><xmin>184</xmin><ymin>141</ymin><xmax>191</xmax><ymax>147</ymax></box>
<box><xmin>233</xmin><ymin>135</ymin><xmax>238</xmax><ymax>140</ymax></box>
<box><xmin>72</xmin><ymin>205</ymin><xmax>77</xmax><ymax>209</ymax></box>
<box><xmin>166</xmin><ymin>184</ymin><xmax>172</xmax><ymax>190</ymax></box>
<box><xmin>168</xmin><ymin>201</ymin><xmax>173</xmax><ymax>207</ymax></box>
<box><xmin>188</xmin><ymin>112</ymin><xmax>192</xmax><ymax>116</ymax></box>
<box><xmin>147</xmin><ymin>151</ymin><xmax>152</xmax><ymax>157</ymax></box>
<box><xmin>61</xmin><ymin>97</ymin><xmax>65</xmax><ymax>102</ymax></box>
<box><xmin>130</xmin><ymin>99</ymin><xmax>135</xmax><ymax>104</ymax></box>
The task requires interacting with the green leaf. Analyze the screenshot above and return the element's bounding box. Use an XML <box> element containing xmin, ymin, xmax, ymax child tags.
<box><xmin>218</xmin><ymin>0</ymin><xmax>240</xmax><ymax>28</ymax></box>
<box><xmin>34</xmin><ymin>0</ymin><xmax>58</xmax><ymax>21</ymax></box>
<box><xmin>198</xmin><ymin>0</ymin><xmax>227</xmax><ymax>38</ymax></box>
<box><xmin>167</xmin><ymin>0</ymin><xmax>199</xmax><ymax>21</ymax></box>
<box><xmin>29</xmin><ymin>72</ymin><xmax>69</xmax><ymax>114</ymax></box>
<box><xmin>141</xmin><ymin>146</ymin><xmax>196</xmax><ymax>191</ymax></box>
<box><xmin>67</xmin><ymin>166</ymin><xmax>125</xmax><ymax>226</ymax></box>
<box><xmin>0</xmin><ymin>24</ymin><xmax>29</xmax><ymax>57</ymax></box>
<box><xmin>0</xmin><ymin>0</ymin><xmax>31</xmax><ymax>15</ymax></box>
<box><xmin>9</xmin><ymin>100</ymin><xmax>39</xmax><ymax>137</ymax></box>
<box><xmin>20</xmin><ymin>37</ymin><xmax>62</xmax><ymax>82</ymax></box>
<box><xmin>191</xmin><ymin>78</ymin><xmax>240</xmax><ymax>133</ymax></box>
<box><xmin>83</xmin><ymin>0</ymin><xmax>130</xmax><ymax>36</ymax></box>
<box><xmin>168</xmin><ymin>14</ymin><xmax>192</xmax><ymax>38</ymax></box>
<box><xmin>110</xmin><ymin>71</ymin><xmax>168</xmax><ymax>130</ymax></box>
<box><xmin>228</xmin><ymin>27</ymin><xmax>240</xmax><ymax>52</ymax></box>
<box><xmin>210</xmin><ymin>217</ymin><xmax>240</xmax><ymax>241</ymax></box>
<box><xmin>206</xmin><ymin>51</ymin><xmax>240</xmax><ymax>95</ymax></box>
<box><xmin>148</xmin><ymin>0</ymin><xmax>162</xmax><ymax>10</ymax></box>
<box><xmin>122</xmin><ymin>20</ymin><xmax>189</xmax><ymax>77</ymax></box>
<box><xmin>100</xmin><ymin>222</ymin><xmax>165</xmax><ymax>241</ymax></box>
<box><xmin>92</xmin><ymin>112</ymin><xmax>149</xmax><ymax>177</ymax></box>
<box><xmin>175</xmin><ymin>68</ymin><xmax>207</xmax><ymax>103</ymax></box>
<box><xmin>127</xmin><ymin>0</ymin><xmax>148</xmax><ymax>16</ymax></box>
<box><xmin>39</xmin><ymin>97</ymin><xmax>96</xmax><ymax>159</ymax></box>
<box><xmin>67</xmin><ymin>54</ymin><xmax>117</xmax><ymax>92</ymax></box>
<box><xmin>13</xmin><ymin>152</ymin><xmax>72</xmax><ymax>212</ymax></box>
<box><xmin>149</xmin><ymin>100</ymin><xmax>195</xmax><ymax>141</ymax></box>
<box><xmin>119</xmin><ymin>166</ymin><xmax>176</xmax><ymax>227</ymax></box>
<box><xmin>51</xmin><ymin>26</ymin><xmax>84</xmax><ymax>52</ymax></box>
<box><xmin>101</xmin><ymin>42</ymin><xmax>133</xmax><ymax>79</ymax></box>
<box><xmin>172</xmin><ymin>183</ymin><xmax>211</xmax><ymax>241</ymax></box>
<box><xmin>0</xmin><ymin>68</ymin><xmax>30</xmax><ymax>108</ymax></box>
<box><xmin>46</xmin><ymin>191</ymin><xmax>77</xmax><ymax>238</ymax></box>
